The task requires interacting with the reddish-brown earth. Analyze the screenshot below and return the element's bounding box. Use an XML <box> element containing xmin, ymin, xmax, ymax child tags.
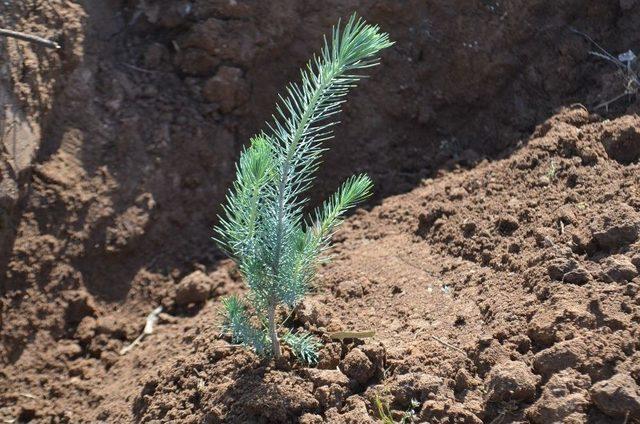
<box><xmin>2</xmin><ymin>1</ymin><xmax>640</xmax><ymax>423</ymax></box>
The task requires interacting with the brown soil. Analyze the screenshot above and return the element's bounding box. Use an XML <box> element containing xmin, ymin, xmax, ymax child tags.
<box><xmin>2</xmin><ymin>1</ymin><xmax>640</xmax><ymax>423</ymax></box>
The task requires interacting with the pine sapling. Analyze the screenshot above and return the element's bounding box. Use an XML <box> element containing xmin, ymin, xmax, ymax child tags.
<box><xmin>215</xmin><ymin>14</ymin><xmax>392</xmax><ymax>362</ymax></box>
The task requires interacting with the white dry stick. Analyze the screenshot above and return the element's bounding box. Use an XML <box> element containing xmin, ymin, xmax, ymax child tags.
<box><xmin>0</xmin><ymin>28</ymin><xmax>60</xmax><ymax>49</ymax></box>
<box><xmin>430</xmin><ymin>335</ymin><xmax>467</xmax><ymax>355</ymax></box>
<box><xmin>19</xmin><ymin>393</ymin><xmax>36</xmax><ymax>399</ymax></box>
<box><xmin>119</xmin><ymin>306</ymin><xmax>163</xmax><ymax>355</ymax></box>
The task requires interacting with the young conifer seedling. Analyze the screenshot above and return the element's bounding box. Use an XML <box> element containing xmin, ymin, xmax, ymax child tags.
<box><xmin>215</xmin><ymin>14</ymin><xmax>392</xmax><ymax>363</ymax></box>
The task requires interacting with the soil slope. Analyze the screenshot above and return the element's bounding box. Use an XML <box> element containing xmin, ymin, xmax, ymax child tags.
<box><xmin>129</xmin><ymin>108</ymin><xmax>640</xmax><ymax>424</ymax></box>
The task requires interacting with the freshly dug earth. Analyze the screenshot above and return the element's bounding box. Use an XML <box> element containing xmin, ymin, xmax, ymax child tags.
<box><xmin>2</xmin><ymin>1</ymin><xmax>640</xmax><ymax>423</ymax></box>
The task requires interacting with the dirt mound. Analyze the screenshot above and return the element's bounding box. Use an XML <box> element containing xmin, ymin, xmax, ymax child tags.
<box><xmin>86</xmin><ymin>107</ymin><xmax>640</xmax><ymax>424</ymax></box>
<box><xmin>2</xmin><ymin>0</ymin><xmax>640</xmax><ymax>423</ymax></box>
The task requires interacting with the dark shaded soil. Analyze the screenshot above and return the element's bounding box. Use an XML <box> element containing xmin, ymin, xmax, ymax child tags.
<box><xmin>2</xmin><ymin>1</ymin><xmax>640</xmax><ymax>423</ymax></box>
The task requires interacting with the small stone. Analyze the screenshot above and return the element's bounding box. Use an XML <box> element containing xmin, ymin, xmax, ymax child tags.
<box><xmin>175</xmin><ymin>271</ymin><xmax>212</xmax><ymax>305</ymax></box>
<box><xmin>546</xmin><ymin>257</ymin><xmax>589</xmax><ymax>284</ymax></box>
<box><xmin>533</xmin><ymin>227</ymin><xmax>554</xmax><ymax>247</ymax></box>
<box><xmin>569</xmin><ymin>227</ymin><xmax>594</xmax><ymax>254</ymax></box>
<box><xmin>486</xmin><ymin>360</ymin><xmax>540</xmax><ymax>402</ymax></box>
<box><xmin>556</xmin><ymin>205</ymin><xmax>578</xmax><ymax>225</ymax></box>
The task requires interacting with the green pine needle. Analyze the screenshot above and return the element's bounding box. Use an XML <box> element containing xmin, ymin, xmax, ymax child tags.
<box><xmin>215</xmin><ymin>13</ymin><xmax>392</xmax><ymax>361</ymax></box>
<box><xmin>282</xmin><ymin>330</ymin><xmax>322</xmax><ymax>365</ymax></box>
<box><xmin>221</xmin><ymin>295</ymin><xmax>270</xmax><ymax>355</ymax></box>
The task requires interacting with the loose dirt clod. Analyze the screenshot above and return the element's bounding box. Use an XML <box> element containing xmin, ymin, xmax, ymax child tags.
<box><xmin>485</xmin><ymin>360</ymin><xmax>540</xmax><ymax>403</ymax></box>
<box><xmin>174</xmin><ymin>271</ymin><xmax>212</xmax><ymax>306</ymax></box>
<box><xmin>526</xmin><ymin>369</ymin><xmax>591</xmax><ymax>423</ymax></box>
<box><xmin>590</xmin><ymin>373</ymin><xmax>640</xmax><ymax>418</ymax></box>
<box><xmin>341</xmin><ymin>348</ymin><xmax>376</xmax><ymax>386</ymax></box>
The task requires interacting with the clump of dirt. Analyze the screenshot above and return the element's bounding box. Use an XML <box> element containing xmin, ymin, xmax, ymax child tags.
<box><xmin>2</xmin><ymin>0</ymin><xmax>640</xmax><ymax>423</ymax></box>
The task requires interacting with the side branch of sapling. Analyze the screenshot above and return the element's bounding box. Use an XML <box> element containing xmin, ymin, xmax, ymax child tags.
<box><xmin>215</xmin><ymin>13</ymin><xmax>392</xmax><ymax>363</ymax></box>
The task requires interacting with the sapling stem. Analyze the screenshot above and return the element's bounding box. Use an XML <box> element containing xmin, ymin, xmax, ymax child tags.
<box><xmin>267</xmin><ymin>304</ymin><xmax>282</xmax><ymax>359</ymax></box>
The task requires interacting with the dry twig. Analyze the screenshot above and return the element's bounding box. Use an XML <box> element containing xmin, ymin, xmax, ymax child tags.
<box><xmin>329</xmin><ymin>330</ymin><xmax>376</xmax><ymax>340</ymax></box>
<box><xmin>0</xmin><ymin>28</ymin><xmax>60</xmax><ymax>49</ymax></box>
<box><xmin>430</xmin><ymin>335</ymin><xmax>466</xmax><ymax>355</ymax></box>
<box><xmin>119</xmin><ymin>306</ymin><xmax>163</xmax><ymax>355</ymax></box>
<box><xmin>122</xmin><ymin>62</ymin><xmax>157</xmax><ymax>75</ymax></box>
